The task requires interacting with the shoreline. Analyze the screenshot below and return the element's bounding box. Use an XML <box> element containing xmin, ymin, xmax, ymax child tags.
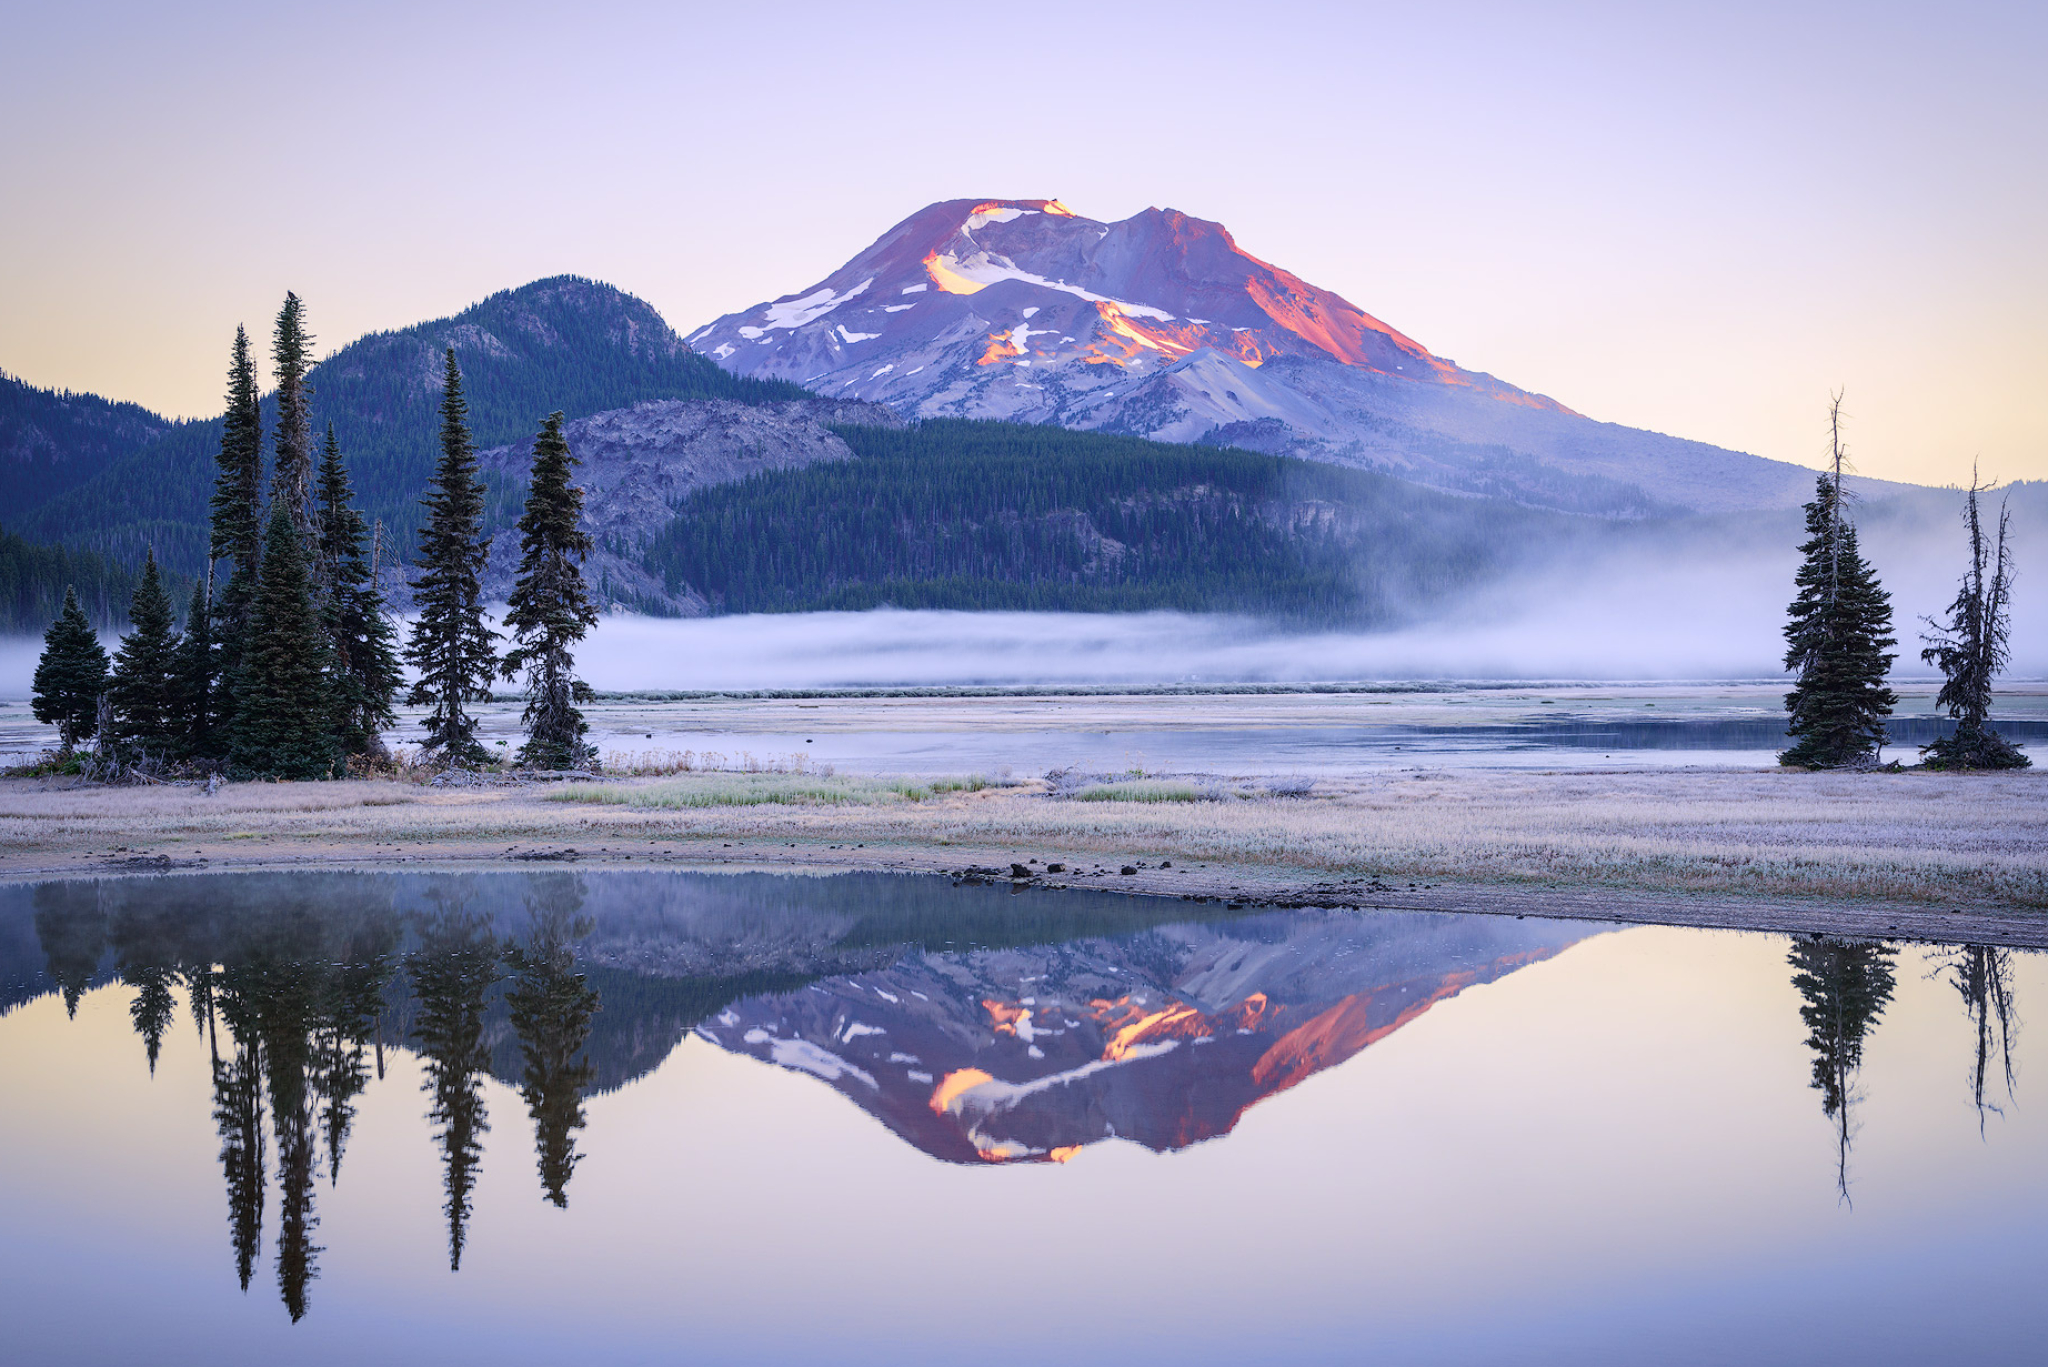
<box><xmin>4</xmin><ymin>764</ymin><xmax>2045</xmax><ymax>949</ymax></box>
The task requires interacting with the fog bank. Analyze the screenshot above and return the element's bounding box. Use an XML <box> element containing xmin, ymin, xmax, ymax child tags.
<box><xmin>3</xmin><ymin>491</ymin><xmax>2041</xmax><ymax>694</ymax></box>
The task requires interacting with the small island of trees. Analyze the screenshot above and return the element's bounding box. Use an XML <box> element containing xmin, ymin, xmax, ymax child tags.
<box><xmin>30</xmin><ymin>295</ymin><xmax>599</xmax><ymax>780</ymax></box>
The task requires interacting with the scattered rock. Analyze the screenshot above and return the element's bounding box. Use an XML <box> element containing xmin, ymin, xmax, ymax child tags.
<box><xmin>1120</xmin><ymin>866</ymin><xmax>1138</xmax><ymax>876</ymax></box>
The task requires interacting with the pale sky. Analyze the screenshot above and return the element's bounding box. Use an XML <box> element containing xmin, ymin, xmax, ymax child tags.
<box><xmin>3</xmin><ymin>0</ymin><xmax>2043</xmax><ymax>486</ymax></box>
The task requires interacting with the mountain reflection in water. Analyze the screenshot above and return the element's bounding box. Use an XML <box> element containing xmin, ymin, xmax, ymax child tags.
<box><xmin>0</xmin><ymin>869</ymin><xmax>2032</xmax><ymax>1340</ymax></box>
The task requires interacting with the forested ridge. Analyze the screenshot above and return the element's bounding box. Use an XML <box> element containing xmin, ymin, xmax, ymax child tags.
<box><xmin>20</xmin><ymin>278</ymin><xmax>805</xmax><ymax>577</ymax></box>
<box><xmin>0</xmin><ymin>370</ymin><xmax>173</xmax><ymax>521</ymax></box>
<box><xmin>0</xmin><ymin>524</ymin><xmax>146</xmax><ymax>629</ymax></box>
<box><xmin>642</xmin><ymin>420</ymin><xmax>1590</xmax><ymax>622</ymax></box>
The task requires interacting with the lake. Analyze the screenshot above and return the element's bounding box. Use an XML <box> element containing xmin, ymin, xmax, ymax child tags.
<box><xmin>0</xmin><ymin>870</ymin><xmax>2041</xmax><ymax>1365</ymax></box>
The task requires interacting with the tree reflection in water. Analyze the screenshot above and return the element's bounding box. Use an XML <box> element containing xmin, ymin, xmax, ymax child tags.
<box><xmin>17</xmin><ymin>871</ymin><xmax>2035</xmax><ymax>1326</ymax></box>
<box><xmin>407</xmin><ymin>889</ymin><xmax>501</xmax><ymax>1273</ymax></box>
<box><xmin>503</xmin><ymin>875</ymin><xmax>599</xmax><ymax>1208</ymax></box>
<box><xmin>1787</xmin><ymin>935</ymin><xmax>1899</xmax><ymax>1202</ymax></box>
<box><xmin>1940</xmin><ymin>944</ymin><xmax>2021</xmax><ymax>1133</ymax></box>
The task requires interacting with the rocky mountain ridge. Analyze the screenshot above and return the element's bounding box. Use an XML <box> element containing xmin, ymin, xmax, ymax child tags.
<box><xmin>689</xmin><ymin>198</ymin><xmax>1893</xmax><ymax>515</ymax></box>
<box><xmin>474</xmin><ymin>396</ymin><xmax>901</xmax><ymax>612</ymax></box>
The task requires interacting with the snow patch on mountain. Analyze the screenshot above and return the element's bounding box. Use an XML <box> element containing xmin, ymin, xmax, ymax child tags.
<box><xmin>759</xmin><ymin>277</ymin><xmax>873</xmax><ymax>331</ymax></box>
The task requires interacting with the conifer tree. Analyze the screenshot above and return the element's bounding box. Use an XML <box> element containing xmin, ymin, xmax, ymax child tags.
<box><xmin>32</xmin><ymin>585</ymin><xmax>109</xmax><ymax>752</ymax></box>
<box><xmin>502</xmin><ymin>412</ymin><xmax>598</xmax><ymax>769</ymax></box>
<box><xmin>231</xmin><ymin>506</ymin><xmax>335</xmax><ymax>780</ymax></box>
<box><xmin>315</xmin><ymin>426</ymin><xmax>402</xmax><ymax>762</ymax></box>
<box><xmin>1921</xmin><ymin>475</ymin><xmax>2027</xmax><ymax>769</ymax></box>
<box><xmin>209</xmin><ymin>326</ymin><xmax>264</xmax><ymax>740</ymax></box>
<box><xmin>1781</xmin><ymin>398</ymin><xmax>1896</xmax><ymax>768</ymax></box>
<box><xmin>271</xmin><ymin>293</ymin><xmax>317</xmax><ymax>547</ymax></box>
<box><xmin>107</xmin><ymin>549</ymin><xmax>181</xmax><ymax>761</ymax></box>
<box><xmin>172</xmin><ymin>579</ymin><xmax>216</xmax><ymax>761</ymax></box>
<box><xmin>405</xmin><ymin>351</ymin><xmax>498</xmax><ymax>766</ymax></box>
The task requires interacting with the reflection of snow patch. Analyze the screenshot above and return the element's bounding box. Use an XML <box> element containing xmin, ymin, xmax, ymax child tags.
<box><xmin>907</xmin><ymin>1070</ymin><xmax>933</xmax><ymax>1083</ymax></box>
<box><xmin>936</xmin><ymin>1041</ymin><xmax>1180</xmax><ymax>1115</ymax></box>
<box><xmin>717</xmin><ymin>1010</ymin><xmax>739</xmax><ymax>1028</ymax></box>
<box><xmin>764</xmin><ymin>1037</ymin><xmax>877</xmax><ymax>1088</ymax></box>
<box><xmin>841</xmin><ymin>1021</ymin><xmax>885</xmax><ymax>1040</ymax></box>
<box><xmin>888</xmin><ymin>1052</ymin><xmax>920</xmax><ymax>1064</ymax></box>
<box><xmin>761</xmin><ymin>277</ymin><xmax>873</xmax><ymax>330</ymax></box>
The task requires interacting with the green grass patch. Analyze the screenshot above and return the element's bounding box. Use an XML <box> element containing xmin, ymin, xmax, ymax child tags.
<box><xmin>1071</xmin><ymin>780</ymin><xmax>1204</xmax><ymax>803</ymax></box>
<box><xmin>547</xmin><ymin>773</ymin><xmax>982</xmax><ymax>809</ymax></box>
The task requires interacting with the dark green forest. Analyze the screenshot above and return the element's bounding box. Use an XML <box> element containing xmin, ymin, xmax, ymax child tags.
<box><xmin>0</xmin><ymin>524</ymin><xmax>144</xmax><ymax>629</ymax></box>
<box><xmin>642</xmin><ymin>420</ymin><xmax>1589</xmax><ymax>622</ymax></box>
<box><xmin>19</xmin><ymin>278</ymin><xmax>805</xmax><ymax>577</ymax></box>
<box><xmin>0</xmin><ymin>371</ymin><xmax>172</xmax><ymax>519</ymax></box>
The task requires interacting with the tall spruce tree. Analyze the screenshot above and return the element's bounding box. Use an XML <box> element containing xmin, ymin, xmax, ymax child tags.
<box><xmin>209</xmin><ymin>326</ymin><xmax>264</xmax><ymax>743</ymax></box>
<box><xmin>1920</xmin><ymin>476</ymin><xmax>2026</xmax><ymax>769</ymax></box>
<box><xmin>231</xmin><ymin>506</ymin><xmax>335</xmax><ymax>780</ymax></box>
<box><xmin>172</xmin><ymin>579</ymin><xmax>216</xmax><ymax>761</ymax></box>
<box><xmin>107</xmin><ymin>549</ymin><xmax>181</xmax><ymax>761</ymax></box>
<box><xmin>502</xmin><ymin>412</ymin><xmax>598</xmax><ymax>769</ymax></box>
<box><xmin>315</xmin><ymin>426</ymin><xmax>402</xmax><ymax>763</ymax></box>
<box><xmin>405</xmin><ymin>351</ymin><xmax>498</xmax><ymax>766</ymax></box>
<box><xmin>1781</xmin><ymin>398</ymin><xmax>1896</xmax><ymax>768</ymax></box>
<box><xmin>32</xmin><ymin>586</ymin><xmax>109</xmax><ymax>752</ymax></box>
<box><xmin>271</xmin><ymin>293</ymin><xmax>317</xmax><ymax>547</ymax></box>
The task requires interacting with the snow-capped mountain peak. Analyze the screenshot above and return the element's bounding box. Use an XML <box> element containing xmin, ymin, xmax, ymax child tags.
<box><xmin>690</xmin><ymin>197</ymin><xmax>1846</xmax><ymax>514</ymax></box>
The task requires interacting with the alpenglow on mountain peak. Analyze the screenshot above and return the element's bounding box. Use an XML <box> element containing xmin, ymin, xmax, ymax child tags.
<box><xmin>690</xmin><ymin>196</ymin><xmax>1855</xmax><ymax>515</ymax></box>
<box><xmin>688</xmin><ymin>196</ymin><xmax>1521</xmax><ymax>410</ymax></box>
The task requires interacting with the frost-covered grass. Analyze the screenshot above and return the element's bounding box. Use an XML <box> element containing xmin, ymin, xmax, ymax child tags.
<box><xmin>2</xmin><ymin>767</ymin><xmax>2044</xmax><ymax>909</ymax></box>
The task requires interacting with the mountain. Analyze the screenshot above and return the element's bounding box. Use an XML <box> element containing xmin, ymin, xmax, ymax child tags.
<box><xmin>474</xmin><ymin>395</ymin><xmax>902</xmax><ymax>613</ymax></box>
<box><xmin>0</xmin><ymin>371</ymin><xmax>173</xmax><ymax>524</ymax></box>
<box><xmin>689</xmin><ymin>198</ymin><xmax>1873</xmax><ymax>515</ymax></box>
<box><xmin>21</xmin><ymin>277</ymin><xmax>809</xmax><ymax>577</ymax></box>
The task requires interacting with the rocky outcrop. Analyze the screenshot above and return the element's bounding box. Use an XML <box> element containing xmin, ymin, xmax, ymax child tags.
<box><xmin>474</xmin><ymin>397</ymin><xmax>902</xmax><ymax>613</ymax></box>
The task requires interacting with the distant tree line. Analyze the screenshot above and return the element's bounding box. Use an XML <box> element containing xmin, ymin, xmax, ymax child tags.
<box><xmin>1778</xmin><ymin>393</ymin><xmax>2026</xmax><ymax>769</ymax></box>
<box><xmin>642</xmin><ymin>419</ymin><xmax>1576</xmax><ymax>623</ymax></box>
<box><xmin>0</xmin><ymin>525</ymin><xmax>145</xmax><ymax>630</ymax></box>
<box><xmin>30</xmin><ymin>294</ymin><xmax>602</xmax><ymax>778</ymax></box>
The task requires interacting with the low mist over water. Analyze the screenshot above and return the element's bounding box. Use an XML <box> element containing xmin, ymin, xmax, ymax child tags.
<box><xmin>3</xmin><ymin>510</ymin><xmax>2041</xmax><ymax>695</ymax></box>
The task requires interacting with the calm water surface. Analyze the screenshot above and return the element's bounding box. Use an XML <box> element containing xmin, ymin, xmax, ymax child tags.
<box><xmin>0</xmin><ymin>871</ymin><xmax>2041</xmax><ymax>1365</ymax></box>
